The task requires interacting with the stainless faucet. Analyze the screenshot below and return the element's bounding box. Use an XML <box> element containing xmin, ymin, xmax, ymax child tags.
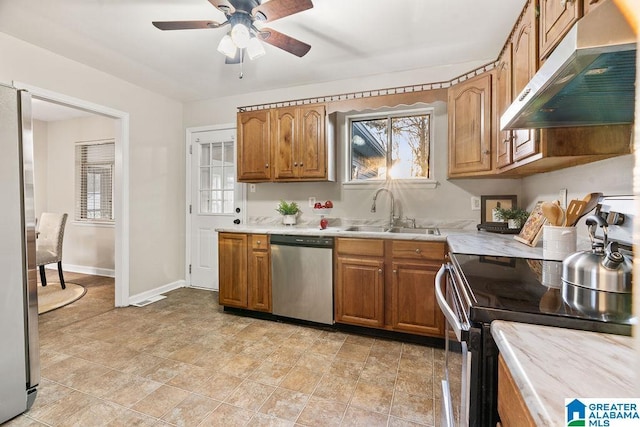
<box><xmin>371</xmin><ymin>188</ymin><xmax>396</xmax><ymax>228</ymax></box>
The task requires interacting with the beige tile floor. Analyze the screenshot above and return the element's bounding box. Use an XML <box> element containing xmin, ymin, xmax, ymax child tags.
<box><xmin>5</xmin><ymin>272</ymin><xmax>461</xmax><ymax>427</ymax></box>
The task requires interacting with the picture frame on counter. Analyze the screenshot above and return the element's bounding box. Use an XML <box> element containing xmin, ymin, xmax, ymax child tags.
<box><xmin>480</xmin><ymin>195</ymin><xmax>517</xmax><ymax>223</ymax></box>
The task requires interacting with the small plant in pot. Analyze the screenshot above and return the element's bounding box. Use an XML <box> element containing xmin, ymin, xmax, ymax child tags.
<box><xmin>276</xmin><ymin>200</ymin><xmax>301</xmax><ymax>225</ymax></box>
<box><xmin>494</xmin><ymin>206</ymin><xmax>530</xmax><ymax>229</ymax></box>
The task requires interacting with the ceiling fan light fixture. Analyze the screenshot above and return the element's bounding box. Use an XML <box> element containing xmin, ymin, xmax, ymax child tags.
<box><xmin>230</xmin><ymin>23</ymin><xmax>251</xmax><ymax>48</ymax></box>
<box><xmin>247</xmin><ymin>37</ymin><xmax>266</xmax><ymax>60</ymax></box>
<box><xmin>217</xmin><ymin>34</ymin><xmax>237</xmax><ymax>58</ymax></box>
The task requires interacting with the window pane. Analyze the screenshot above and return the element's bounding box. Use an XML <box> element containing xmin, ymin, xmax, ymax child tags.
<box><xmin>351</xmin><ymin>119</ymin><xmax>387</xmax><ymax>180</ymax></box>
<box><xmin>211</xmin><ymin>144</ymin><xmax>223</xmax><ymax>167</ymax></box>
<box><xmin>200</xmin><ymin>144</ymin><xmax>210</xmax><ymax>166</ymax></box>
<box><xmin>223</xmin><ymin>190</ymin><xmax>234</xmax><ymax>214</ymax></box>
<box><xmin>223</xmin><ymin>167</ymin><xmax>234</xmax><ymax>190</ymax></box>
<box><xmin>223</xmin><ymin>141</ymin><xmax>234</xmax><ymax>165</ymax></box>
<box><xmin>390</xmin><ymin>115</ymin><xmax>430</xmax><ymax>179</ymax></box>
<box><xmin>200</xmin><ymin>190</ymin><xmax>210</xmax><ymax>213</ymax></box>
<box><xmin>200</xmin><ymin>167</ymin><xmax>211</xmax><ymax>190</ymax></box>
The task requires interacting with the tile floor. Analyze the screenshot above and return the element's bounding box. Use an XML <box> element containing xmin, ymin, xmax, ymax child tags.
<box><xmin>5</xmin><ymin>272</ymin><xmax>461</xmax><ymax>427</ymax></box>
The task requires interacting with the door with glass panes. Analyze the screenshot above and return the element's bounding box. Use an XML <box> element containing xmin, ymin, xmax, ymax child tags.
<box><xmin>189</xmin><ymin>128</ymin><xmax>244</xmax><ymax>290</ymax></box>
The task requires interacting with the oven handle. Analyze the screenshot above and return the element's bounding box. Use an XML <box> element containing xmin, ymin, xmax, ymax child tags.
<box><xmin>435</xmin><ymin>263</ymin><xmax>464</xmax><ymax>342</ymax></box>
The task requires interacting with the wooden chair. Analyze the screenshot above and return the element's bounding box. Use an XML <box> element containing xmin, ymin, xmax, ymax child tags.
<box><xmin>36</xmin><ymin>212</ymin><xmax>68</xmax><ymax>289</ymax></box>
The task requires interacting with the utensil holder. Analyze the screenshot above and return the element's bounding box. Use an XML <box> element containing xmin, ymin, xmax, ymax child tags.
<box><xmin>543</xmin><ymin>225</ymin><xmax>577</xmax><ymax>260</ymax></box>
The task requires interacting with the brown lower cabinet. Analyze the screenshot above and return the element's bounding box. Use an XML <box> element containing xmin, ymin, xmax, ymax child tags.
<box><xmin>218</xmin><ymin>232</ymin><xmax>271</xmax><ymax>312</ymax></box>
<box><xmin>498</xmin><ymin>354</ymin><xmax>536</xmax><ymax>427</ymax></box>
<box><xmin>335</xmin><ymin>237</ymin><xmax>446</xmax><ymax>338</ymax></box>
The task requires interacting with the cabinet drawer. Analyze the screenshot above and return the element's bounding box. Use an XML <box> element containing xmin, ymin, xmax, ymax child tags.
<box><xmin>250</xmin><ymin>234</ymin><xmax>269</xmax><ymax>251</ymax></box>
<box><xmin>391</xmin><ymin>240</ymin><xmax>445</xmax><ymax>261</ymax></box>
<box><xmin>336</xmin><ymin>238</ymin><xmax>384</xmax><ymax>257</ymax></box>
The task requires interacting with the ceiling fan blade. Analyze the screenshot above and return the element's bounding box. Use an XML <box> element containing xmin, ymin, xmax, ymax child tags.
<box><xmin>152</xmin><ymin>20</ymin><xmax>226</xmax><ymax>30</ymax></box>
<box><xmin>208</xmin><ymin>0</ymin><xmax>236</xmax><ymax>14</ymax></box>
<box><xmin>252</xmin><ymin>0</ymin><xmax>313</xmax><ymax>23</ymax></box>
<box><xmin>258</xmin><ymin>27</ymin><xmax>311</xmax><ymax>57</ymax></box>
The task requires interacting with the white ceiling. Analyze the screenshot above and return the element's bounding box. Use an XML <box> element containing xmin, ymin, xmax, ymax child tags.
<box><xmin>0</xmin><ymin>0</ymin><xmax>527</xmax><ymax>103</ymax></box>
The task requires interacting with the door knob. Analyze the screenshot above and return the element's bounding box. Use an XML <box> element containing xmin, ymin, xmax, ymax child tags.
<box><xmin>235</xmin><ymin>207</ymin><xmax>241</xmax><ymax>213</ymax></box>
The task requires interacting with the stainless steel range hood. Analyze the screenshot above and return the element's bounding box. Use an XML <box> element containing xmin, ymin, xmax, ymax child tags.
<box><xmin>501</xmin><ymin>1</ymin><xmax>636</xmax><ymax>130</ymax></box>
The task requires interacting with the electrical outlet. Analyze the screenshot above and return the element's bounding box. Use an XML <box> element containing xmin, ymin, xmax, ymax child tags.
<box><xmin>559</xmin><ymin>188</ymin><xmax>567</xmax><ymax>208</ymax></box>
<box><xmin>471</xmin><ymin>197</ymin><xmax>481</xmax><ymax>211</ymax></box>
<box><xmin>308</xmin><ymin>197</ymin><xmax>316</xmax><ymax>207</ymax></box>
<box><xmin>250</xmin><ymin>184</ymin><xmax>256</xmax><ymax>193</ymax></box>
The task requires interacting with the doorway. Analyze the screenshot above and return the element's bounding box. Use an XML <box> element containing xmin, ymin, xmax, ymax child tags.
<box><xmin>16</xmin><ymin>82</ymin><xmax>129</xmax><ymax>307</ymax></box>
<box><xmin>186</xmin><ymin>125</ymin><xmax>245</xmax><ymax>291</ymax></box>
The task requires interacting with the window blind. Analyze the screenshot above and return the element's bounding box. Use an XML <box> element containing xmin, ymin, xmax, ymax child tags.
<box><xmin>75</xmin><ymin>140</ymin><xmax>115</xmax><ymax>222</ymax></box>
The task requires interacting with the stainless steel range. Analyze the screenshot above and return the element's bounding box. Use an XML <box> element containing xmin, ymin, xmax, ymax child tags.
<box><xmin>435</xmin><ymin>195</ymin><xmax>635</xmax><ymax>427</ymax></box>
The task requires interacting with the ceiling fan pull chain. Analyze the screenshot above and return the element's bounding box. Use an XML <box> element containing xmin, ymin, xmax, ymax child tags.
<box><xmin>239</xmin><ymin>49</ymin><xmax>244</xmax><ymax>79</ymax></box>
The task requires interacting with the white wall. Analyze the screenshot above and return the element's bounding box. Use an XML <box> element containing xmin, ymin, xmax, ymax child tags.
<box><xmin>0</xmin><ymin>32</ymin><xmax>185</xmax><ymax>296</ymax></box>
<box><xmin>34</xmin><ymin>115</ymin><xmax>117</xmax><ymax>274</ymax></box>
<box><xmin>33</xmin><ymin>119</ymin><xmax>48</xmax><ymax>218</ymax></box>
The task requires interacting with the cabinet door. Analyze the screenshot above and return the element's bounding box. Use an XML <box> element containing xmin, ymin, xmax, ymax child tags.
<box><xmin>391</xmin><ymin>261</ymin><xmax>444</xmax><ymax>337</ymax></box>
<box><xmin>237</xmin><ymin>110</ymin><xmax>271</xmax><ymax>181</ymax></box>
<box><xmin>297</xmin><ymin>104</ymin><xmax>326</xmax><ymax>179</ymax></box>
<box><xmin>511</xmin><ymin>1</ymin><xmax>538</xmax><ymax>163</ymax></box>
<box><xmin>539</xmin><ymin>0</ymin><xmax>582</xmax><ymax>60</ymax></box>
<box><xmin>495</xmin><ymin>47</ymin><xmax>513</xmax><ymax>169</ymax></box>
<box><xmin>272</xmin><ymin>107</ymin><xmax>297</xmax><ymax>180</ymax></box>
<box><xmin>248</xmin><ymin>249</ymin><xmax>271</xmax><ymax>312</ymax></box>
<box><xmin>218</xmin><ymin>233</ymin><xmax>248</xmax><ymax>308</ymax></box>
<box><xmin>335</xmin><ymin>256</ymin><xmax>385</xmax><ymax>328</ymax></box>
<box><xmin>448</xmin><ymin>72</ymin><xmax>493</xmax><ymax>176</ymax></box>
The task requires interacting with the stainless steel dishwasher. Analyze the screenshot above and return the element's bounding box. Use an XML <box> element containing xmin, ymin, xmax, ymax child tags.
<box><xmin>270</xmin><ymin>234</ymin><xmax>334</xmax><ymax>325</ymax></box>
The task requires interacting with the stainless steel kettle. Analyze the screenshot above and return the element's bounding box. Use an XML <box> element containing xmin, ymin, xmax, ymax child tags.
<box><xmin>561</xmin><ymin>215</ymin><xmax>632</xmax><ymax>320</ymax></box>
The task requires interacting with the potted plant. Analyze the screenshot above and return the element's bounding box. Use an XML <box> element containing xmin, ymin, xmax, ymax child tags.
<box><xmin>494</xmin><ymin>206</ymin><xmax>530</xmax><ymax>229</ymax></box>
<box><xmin>276</xmin><ymin>200</ymin><xmax>301</xmax><ymax>225</ymax></box>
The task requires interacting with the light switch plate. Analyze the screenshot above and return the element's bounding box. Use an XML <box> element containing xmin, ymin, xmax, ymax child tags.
<box><xmin>471</xmin><ymin>197</ymin><xmax>481</xmax><ymax>211</ymax></box>
<box><xmin>308</xmin><ymin>197</ymin><xmax>316</xmax><ymax>207</ymax></box>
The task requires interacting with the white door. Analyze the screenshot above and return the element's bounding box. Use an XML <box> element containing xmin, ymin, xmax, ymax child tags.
<box><xmin>189</xmin><ymin>128</ymin><xmax>244</xmax><ymax>290</ymax></box>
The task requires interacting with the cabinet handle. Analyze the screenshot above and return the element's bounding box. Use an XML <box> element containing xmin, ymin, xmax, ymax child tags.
<box><xmin>415</xmin><ymin>248</ymin><xmax>422</xmax><ymax>254</ymax></box>
<box><xmin>256</xmin><ymin>240</ymin><xmax>261</xmax><ymax>245</ymax></box>
<box><xmin>294</xmin><ymin>162</ymin><xmax>298</xmax><ymax>166</ymax></box>
<box><xmin>378</xmin><ymin>269</ymin><xmax>383</xmax><ymax>273</ymax></box>
<box><xmin>299</xmin><ymin>163</ymin><xmax>303</xmax><ymax>167</ymax></box>
<box><xmin>483</xmin><ymin>150</ymin><xmax>490</xmax><ymax>155</ymax></box>
<box><xmin>393</xmin><ymin>269</ymin><xmax>397</xmax><ymax>273</ymax></box>
<box><xmin>265</xmin><ymin>163</ymin><xmax>269</xmax><ymax>168</ymax></box>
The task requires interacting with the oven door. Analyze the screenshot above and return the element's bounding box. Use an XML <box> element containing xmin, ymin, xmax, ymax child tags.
<box><xmin>436</xmin><ymin>264</ymin><xmax>477</xmax><ymax>427</ymax></box>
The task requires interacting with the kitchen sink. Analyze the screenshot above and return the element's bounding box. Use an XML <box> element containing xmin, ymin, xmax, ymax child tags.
<box><xmin>389</xmin><ymin>227</ymin><xmax>441</xmax><ymax>235</ymax></box>
<box><xmin>344</xmin><ymin>225</ymin><xmax>440</xmax><ymax>235</ymax></box>
<box><xmin>344</xmin><ymin>225</ymin><xmax>389</xmax><ymax>233</ymax></box>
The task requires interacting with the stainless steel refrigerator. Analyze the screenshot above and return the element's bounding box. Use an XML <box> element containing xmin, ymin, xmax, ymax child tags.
<box><xmin>0</xmin><ymin>84</ymin><xmax>40</xmax><ymax>423</ymax></box>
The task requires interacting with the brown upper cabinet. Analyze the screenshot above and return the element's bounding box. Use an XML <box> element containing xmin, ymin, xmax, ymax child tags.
<box><xmin>272</xmin><ymin>104</ymin><xmax>327</xmax><ymax>180</ymax></box>
<box><xmin>237</xmin><ymin>110</ymin><xmax>272</xmax><ymax>182</ymax></box>
<box><xmin>447</xmin><ymin>71</ymin><xmax>494</xmax><ymax>178</ymax></box>
<box><xmin>237</xmin><ymin>104</ymin><xmax>332</xmax><ymax>183</ymax></box>
<box><xmin>539</xmin><ymin>0</ymin><xmax>582</xmax><ymax>60</ymax></box>
<box><xmin>449</xmin><ymin>0</ymin><xmax>632</xmax><ymax>178</ymax></box>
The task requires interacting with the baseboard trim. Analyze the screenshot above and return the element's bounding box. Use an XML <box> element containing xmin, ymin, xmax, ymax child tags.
<box><xmin>46</xmin><ymin>263</ymin><xmax>115</xmax><ymax>278</ymax></box>
<box><xmin>128</xmin><ymin>280</ymin><xmax>185</xmax><ymax>306</ymax></box>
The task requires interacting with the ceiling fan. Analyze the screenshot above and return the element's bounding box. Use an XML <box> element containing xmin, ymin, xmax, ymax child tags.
<box><xmin>152</xmin><ymin>0</ymin><xmax>313</xmax><ymax>64</ymax></box>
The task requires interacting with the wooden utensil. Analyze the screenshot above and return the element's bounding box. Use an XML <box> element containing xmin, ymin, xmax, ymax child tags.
<box><xmin>541</xmin><ymin>201</ymin><xmax>564</xmax><ymax>226</ymax></box>
<box><xmin>564</xmin><ymin>199</ymin><xmax>587</xmax><ymax>226</ymax></box>
<box><xmin>579</xmin><ymin>192</ymin><xmax>602</xmax><ymax>219</ymax></box>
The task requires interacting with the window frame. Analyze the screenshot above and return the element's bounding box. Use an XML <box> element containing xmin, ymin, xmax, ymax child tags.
<box><xmin>75</xmin><ymin>139</ymin><xmax>115</xmax><ymax>224</ymax></box>
<box><xmin>343</xmin><ymin>107</ymin><xmax>437</xmax><ymax>188</ymax></box>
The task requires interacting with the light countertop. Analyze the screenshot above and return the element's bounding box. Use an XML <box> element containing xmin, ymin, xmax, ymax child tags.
<box><xmin>491</xmin><ymin>320</ymin><xmax>638</xmax><ymax>425</ymax></box>
<box><xmin>216</xmin><ymin>225</ymin><xmax>590</xmax><ymax>260</ymax></box>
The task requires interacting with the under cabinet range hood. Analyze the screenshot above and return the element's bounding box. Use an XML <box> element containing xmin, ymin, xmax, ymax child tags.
<box><xmin>501</xmin><ymin>0</ymin><xmax>636</xmax><ymax>130</ymax></box>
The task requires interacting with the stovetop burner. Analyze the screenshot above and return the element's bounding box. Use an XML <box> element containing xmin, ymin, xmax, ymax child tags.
<box><xmin>450</xmin><ymin>253</ymin><xmax>634</xmax><ymax>336</ymax></box>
